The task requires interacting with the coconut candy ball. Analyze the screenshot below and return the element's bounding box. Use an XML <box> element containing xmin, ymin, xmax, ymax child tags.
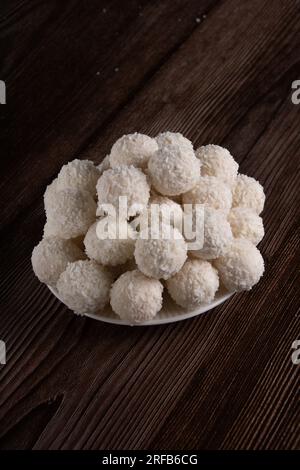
<box><xmin>110</xmin><ymin>270</ymin><xmax>163</xmax><ymax>323</ymax></box>
<box><xmin>57</xmin><ymin>260</ymin><xmax>113</xmax><ymax>314</ymax></box>
<box><xmin>191</xmin><ymin>207</ymin><xmax>233</xmax><ymax>260</ymax></box>
<box><xmin>166</xmin><ymin>258</ymin><xmax>219</xmax><ymax>308</ymax></box>
<box><xmin>148</xmin><ymin>145</ymin><xmax>200</xmax><ymax>196</ymax></box>
<box><xmin>43</xmin><ymin>219</ymin><xmax>57</xmax><ymax>238</ymax></box>
<box><xmin>182</xmin><ymin>176</ymin><xmax>232</xmax><ymax>213</ymax></box>
<box><xmin>44</xmin><ymin>178</ymin><xmax>58</xmax><ymax>212</ymax></box>
<box><xmin>196</xmin><ymin>144</ymin><xmax>238</xmax><ymax>186</ymax></box>
<box><xmin>56</xmin><ymin>159</ymin><xmax>100</xmax><ymax>196</ymax></box>
<box><xmin>31</xmin><ymin>237</ymin><xmax>85</xmax><ymax>287</ymax></box>
<box><xmin>96</xmin><ymin>165</ymin><xmax>150</xmax><ymax>217</ymax></box>
<box><xmin>232</xmin><ymin>174</ymin><xmax>265</xmax><ymax>214</ymax></box>
<box><xmin>109</xmin><ymin>133</ymin><xmax>158</xmax><ymax>169</ymax></box>
<box><xmin>156</xmin><ymin>131</ymin><xmax>194</xmax><ymax>152</ymax></box>
<box><xmin>228</xmin><ymin>207</ymin><xmax>264</xmax><ymax>245</ymax></box>
<box><xmin>45</xmin><ymin>188</ymin><xmax>96</xmax><ymax>239</ymax></box>
<box><xmin>214</xmin><ymin>238</ymin><xmax>264</xmax><ymax>292</ymax></box>
<box><xmin>134</xmin><ymin>225</ymin><xmax>187</xmax><ymax>280</ymax></box>
<box><xmin>84</xmin><ymin>219</ymin><xmax>135</xmax><ymax>266</ymax></box>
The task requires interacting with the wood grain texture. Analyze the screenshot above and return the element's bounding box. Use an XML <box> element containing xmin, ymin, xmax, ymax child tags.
<box><xmin>0</xmin><ymin>0</ymin><xmax>299</xmax><ymax>450</ymax></box>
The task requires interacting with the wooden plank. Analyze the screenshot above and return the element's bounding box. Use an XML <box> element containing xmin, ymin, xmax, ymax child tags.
<box><xmin>0</xmin><ymin>0</ymin><xmax>218</xmax><ymax>229</ymax></box>
<box><xmin>0</xmin><ymin>0</ymin><xmax>299</xmax><ymax>450</ymax></box>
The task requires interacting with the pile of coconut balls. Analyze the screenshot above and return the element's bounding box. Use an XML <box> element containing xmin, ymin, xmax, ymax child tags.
<box><xmin>32</xmin><ymin>132</ymin><xmax>266</xmax><ymax>324</ymax></box>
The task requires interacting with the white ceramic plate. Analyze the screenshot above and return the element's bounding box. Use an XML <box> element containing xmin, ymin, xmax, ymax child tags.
<box><xmin>48</xmin><ymin>286</ymin><xmax>234</xmax><ymax>326</ymax></box>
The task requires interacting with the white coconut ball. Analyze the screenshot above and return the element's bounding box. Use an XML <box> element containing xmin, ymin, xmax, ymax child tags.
<box><xmin>182</xmin><ymin>176</ymin><xmax>232</xmax><ymax>213</ymax></box>
<box><xmin>43</xmin><ymin>219</ymin><xmax>57</xmax><ymax>238</ymax></box>
<box><xmin>57</xmin><ymin>260</ymin><xmax>113</xmax><ymax>314</ymax></box>
<box><xmin>84</xmin><ymin>219</ymin><xmax>135</xmax><ymax>266</ymax></box>
<box><xmin>156</xmin><ymin>131</ymin><xmax>194</xmax><ymax>152</ymax></box>
<box><xmin>109</xmin><ymin>133</ymin><xmax>158</xmax><ymax>169</ymax></box>
<box><xmin>148</xmin><ymin>145</ymin><xmax>200</xmax><ymax>196</ymax></box>
<box><xmin>191</xmin><ymin>207</ymin><xmax>233</xmax><ymax>260</ymax></box>
<box><xmin>96</xmin><ymin>165</ymin><xmax>150</xmax><ymax>217</ymax></box>
<box><xmin>134</xmin><ymin>225</ymin><xmax>187</xmax><ymax>280</ymax></box>
<box><xmin>56</xmin><ymin>159</ymin><xmax>100</xmax><ymax>196</ymax></box>
<box><xmin>110</xmin><ymin>270</ymin><xmax>163</xmax><ymax>323</ymax></box>
<box><xmin>137</xmin><ymin>195</ymin><xmax>183</xmax><ymax>231</ymax></box>
<box><xmin>214</xmin><ymin>238</ymin><xmax>264</xmax><ymax>292</ymax></box>
<box><xmin>166</xmin><ymin>258</ymin><xmax>219</xmax><ymax>308</ymax></box>
<box><xmin>196</xmin><ymin>144</ymin><xmax>238</xmax><ymax>186</ymax></box>
<box><xmin>45</xmin><ymin>188</ymin><xmax>96</xmax><ymax>239</ymax></box>
<box><xmin>31</xmin><ymin>237</ymin><xmax>85</xmax><ymax>286</ymax></box>
<box><xmin>44</xmin><ymin>178</ymin><xmax>58</xmax><ymax>212</ymax></box>
<box><xmin>232</xmin><ymin>174</ymin><xmax>265</xmax><ymax>214</ymax></box>
<box><xmin>228</xmin><ymin>207</ymin><xmax>264</xmax><ymax>245</ymax></box>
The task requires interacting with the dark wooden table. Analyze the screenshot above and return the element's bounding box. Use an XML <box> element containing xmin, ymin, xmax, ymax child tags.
<box><xmin>0</xmin><ymin>0</ymin><xmax>299</xmax><ymax>450</ymax></box>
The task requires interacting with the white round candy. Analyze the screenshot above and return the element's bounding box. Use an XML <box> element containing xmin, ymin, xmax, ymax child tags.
<box><xmin>135</xmin><ymin>225</ymin><xmax>187</xmax><ymax>280</ymax></box>
<box><xmin>148</xmin><ymin>146</ymin><xmax>200</xmax><ymax>196</ymax></box>
<box><xmin>191</xmin><ymin>207</ymin><xmax>233</xmax><ymax>260</ymax></box>
<box><xmin>44</xmin><ymin>178</ymin><xmax>58</xmax><ymax>212</ymax></box>
<box><xmin>84</xmin><ymin>219</ymin><xmax>135</xmax><ymax>266</ymax></box>
<box><xmin>214</xmin><ymin>238</ymin><xmax>264</xmax><ymax>292</ymax></box>
<box><xmin>45</xmin><ymin>188</ymin><xmax>96</xmax><ymax>239</ymax></box>
<box><xmin>31</xmin><ymin>237</ymin><xmax>85</xmax><ymax>286</ymax></box>
<box><xmin>109</xmin><ymin>133</ymin><xmax>158</xmax><ymax>169</ymax></box>
<box><xmin>96</xmin><ymin>165</ymin><xmax>150</xmax><ymax>217</ymax></box>
<box><xmin>166</xmin><ymin>258</ymin><xmax>219</xmax><ymax>308</ymax></box>
<box><xmin>228</xmin><ymin>208</ymin><xmax>264</xmax><ymax>245</ymax></box>
<box><xmin>196</xmin><ymin>145</ymin><xmax>238</xmax><ymax>186</ymax></box>
<box><xmin>110</xmin><ymin>270</ymin><xmax>163</xmax><ymax>323</ymax></box>
<box><xmin>57</xmin><ymin>260</ymin><xmax>113</xmax><ymax>314</ymax></box>
<box><xmin>232</xmin><ymin>174</ymin><xmax>265</xmax><ymax>214</ymax></box>
<box><xmin>56</xmin><ymin>159</ymin><xmax>100</xmax><ymax>196</ymax></box>
<box><xmin>182</xmin><ymin>176</ymin><xmax>232</xmax><ymax>213</ymax></box>
<box><xmin>156</xmin><ymin>132</ymin><xmax>194</xmax><ymax>152</ymax></box>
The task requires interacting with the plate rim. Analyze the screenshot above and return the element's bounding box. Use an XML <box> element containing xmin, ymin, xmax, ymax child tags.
<box><xmin>48</xmin><ymin>286</ymin><xmax>234</xmax><ymax>327</ymax></box>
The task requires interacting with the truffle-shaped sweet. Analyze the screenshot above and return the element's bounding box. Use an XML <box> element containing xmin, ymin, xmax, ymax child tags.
<box><xmin>137</xmin><ymin>195</ymin><xmax>183</xmax><ymax>231</ymax></box>
<box><xmin>44</xmin><ymin>178</ymin><xmax>58</xmax><ymax>212</ymax></box>
<box><xmin>232</xmin><ymin>174</ymin><xmax>265</xmax><ymax>214</ymax></box>
<box><xmin>148</xmin><ymin>146</ymin><xmax>200</xmax><ymax>196</ymax></box>
<box><xmin>97</xmin><ymin>155</ymin><xmax>111</xmax><ymax>174</ymax></box>
<box><xmin>110</xmin><ymin>270</ymin><xmax>163</xmax><ymax>323</ymax></box>
<box><xmin>156</xmin><ymin>131</ymin><xmax>194</xmax><ymax>152</ymax></box>
<box><xmin>31</xmin><ymin>237</ymin><xmax>85</xmax><ymax>286</ymax></box>
<box><xmin>228</xmin><ymin>208</ymin><xmax>264</xmax><ymax>245</ymax></box>
<box><xmin>182</xmin><ymin>176</ymin><xmax>232</xmax><ymax>213</ymax></box>
<box><xmin>56</xmin><ymin>159</ymin><xmax>100</xmax><ymax>196</ymax></box>
<box><xmin>57</xmin><ymin>260</ymin><xmax>113</xmax><ymax>314</ymax></box>
<box><xmin>166</xmin><ymin>259</ymin><xmax>219</xmax><ymax>308</ymax></box>
<box><xmin>43</xmin><ymin>219</ymin><xmax>57</xmax><ymax>238</ymax></box>
<box><xmin>196</xmin><ymin>145</ymin><xmax>238</xmax><ymax>185</ymax></box>
<box><xmin>191</xmin><ymin>207</ymin><xmax>233</xmax><ymax>260</ymax></box>
<box><xmin>134</xmin><ymin>225</ymin><xmax>187</xmax><ymax>279</ymax></box>
<box><xmin>96</xmin><ymin>165</ymin><xmax>150</xmax><ymax>217</ymax></box>
<box><xmin>214</xmin><ymin>238</ymin><xmax>264</xmax><ymax>292</ymax></box>
<box><xmin>109</xmin><ymin>133</ymin><xmax>158</xmax><ymax>169</ymax></box>
<box><xmin>84</xmin><ymin>219</ymin><xmax>135</xmax><ymax>266</ymax></box>
<box><xmin>45</xmin><ymin>188</ymin><xmax>96</xmax><ymax>239</ymax></box>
